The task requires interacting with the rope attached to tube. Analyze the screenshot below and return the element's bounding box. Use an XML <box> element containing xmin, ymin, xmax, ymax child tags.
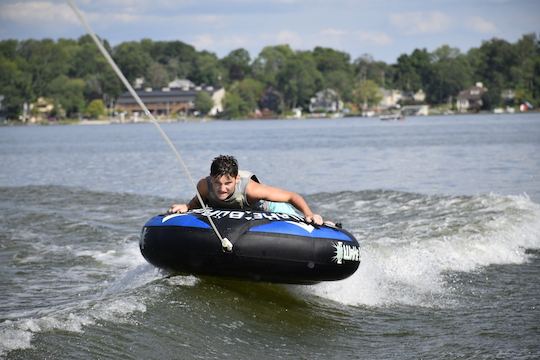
<box><xmin>66</xmin><ymin>0</ymin><xmax>233</xmax><ymax>252</ymax></box>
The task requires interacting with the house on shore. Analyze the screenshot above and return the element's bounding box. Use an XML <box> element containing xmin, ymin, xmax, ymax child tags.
<box><xmin>24</xmin><ymin>97</ymin><xmax>56</xmax><ymax>123</ymax></box>
<box><xmin>116</xmin><ymin>78</ymin><xmax>224</xmax><ymax>119</ymax></box>
<box><xmin>379</xmin><ymin>88</ymin><xmax>427</xmax><ymax>112</ymax></box>
<box><xmin>379</xmin><ymin>89</ymin><xmax>403</xmax><ymax>109</ymax></box>
<box><xmin>456</xmin><ymin>82</ymin><xmax>487</xmax><ymax>112</ymax></box>
<box><xmin>309</xmin><ymin>88</ymin><xmax>343</xmax><ymax>113</ymax></box>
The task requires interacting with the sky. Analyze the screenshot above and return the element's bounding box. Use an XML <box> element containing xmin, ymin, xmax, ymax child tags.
<box><xmin>0</xmin><ymin>0</ymin><xmax>538</xmax><ymax>64</ymax></box>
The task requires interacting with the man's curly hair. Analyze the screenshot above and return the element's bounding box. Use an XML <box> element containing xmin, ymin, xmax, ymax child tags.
<box><xmin>210</xmin><ymin>155</ymin><xmax>238</xmax><ymax>178</ymax></box>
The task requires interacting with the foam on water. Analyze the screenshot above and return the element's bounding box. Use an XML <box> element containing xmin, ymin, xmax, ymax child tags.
<box><xmin>166</xmin><ymin>275</ymin><xmax>200</xmax><ymax>287</ymax></box>
<box><xmin>0</xmin><ymin>234</ymin><xmax>178</xmax><ymax>357</ymax></box>
<box><xmin>0</xmin><ymin>295</ymin><xmax>148</xmax><ymax>357</ymax></box>
<box><xmin>0</xmin><ymin>255</ymin><xmax>161</xmax><ymax>358</ymax></box>
<box><xmin>305</xmin><ymin>193</ymin><xmax>540</xmax><ymax>307</ymax></box>
<box><xmin>74</xmin><ymin>238</ymin><xmax>147</xmax><ymax>268</ymax></box>
<box><xmin>0</xmin><ymin>186</ymin><xmax>169</xmax><ymax>357</ymax></box>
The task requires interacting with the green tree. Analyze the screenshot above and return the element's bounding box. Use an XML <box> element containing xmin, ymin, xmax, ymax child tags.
<box><xmin>48</xmin><ymin>75</ymin><xmax>85</xmax><ymax>117</ymax></box>
<box><xmin>194</xmin><ymin>91</ymin><xmax>214</xmax><ymax>115</ymax></box>
<box><xmin>191</xmin><ymin>51</ymin><xmax>224</xmax><ymax>86</ymax></box>
<box><xmin>323</xmin><ymin>70</ymin><xmax>354</xmax><ymax>102</ymax></box>
<box><xmin>473</xmin><ymin>38</ymin><xmax>517</xmax><ymax>86</ymax></box>
<box><xmin>511</xmin><ymin>33</ymin><xmax>540</xmax><ymax>106</ymax></box>
<box><xmin>147</xmin><ymin>40</ymin><xmax>196</xmax><ymax>79</ymax></box>
<box><xmin>70</xmin><ymin>36</ymin><xmax>103</xmax><ymax>77</ymax></box>
<box><xmin>393</xmin><ymin>49</ymin><xmax>432</xmax><ymax>92</ymax></box>
<box><xmin>259</xmin><ymin>87</ymin><xmax>284</xmax><ymax>114</ymax></box>
<box><xmin>229</xmin><ymin>78</ymin><xmax>265</xmax><ymax>112</ymax></box>
<box><xmin>312</xmin><ymin>47</ymin><xmax>351</xmax><ymax>73</ymax></box>
<box><xmin>18</xmin><ymin>39</ymin><xmax>71</xmax><ymax>98</ymax></box>
<box><xmin>426</xmin><ymin>45</ymin><xmax>472</xmax><ymax>104</ymax></box>
<box><xmin>0</xmin><ymin>39</ymin><xmax>19</xmax><ymax>59</ymax></box>
<box><xmin>165</xmin><ymin>58</ymin><xmax>191</xmax><ymax>80</ymax></box>
<box><xmin>252</xmin><ymin>45</ymin><xmax>294</xmax><ymax>87</ymax></box>
<box><xmin>147</xmin><ymin>62</ymin><xmax>169</xmax><ymax>88</ymax></box>
<box><xmin>354</xmin><ymin>54</ymin><xmax>395</xmax><ymax>88</ymax></box>
<box><xmin>68</xmin><ymin>36</ymin><xmax>122</xmax><ymax>102</ymax></box>
<box><xmin>221</xmin><ymin>48</ymin><xmax>251</xmax><ymax>83</ymax></box>
<box><xmin>470</xmin><ymin>38</ymin><xmax>518</xmax><ymax>107</ymax></box>
<box><xmin>0</xmin><ymin>54</ymin><xmax>32</xmax><ymax>118</ymax></box>
<box><xmin>312</xmin><ymin>46</ymin><xmax>355</xmax><ymax>100</ymax></box>
<box><xmin>85</xmin><ymin>99</ymin><xmax>106</xmax><ymax>119</ymax></box>
<box><xmin>113</xmin><ymin>41</ymin><xmax>153</xmax><ymax>84</ymax></box>
<box><xmin>221</xmin><ymin>92</ymin><xmax>250</xmax><ymax>119</ymax></box>
<box><xmin>276</xmin><ymin>51</ymin><xmax>322</xmax><ymax>109</ymax></box>
<box><xmin>151</xmin><ymin>40</ymin><xmax>196</xmax><ymax>63</ymax></box>
<box><xmin>353</xmin><ymin>80</ymin><xmax>382</xmax><ymax>109</ymax></box>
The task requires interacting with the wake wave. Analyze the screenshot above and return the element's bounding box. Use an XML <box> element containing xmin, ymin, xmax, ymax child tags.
<box><xmin>304</xmin><ymin>191</ymin><xmax>540</xmax><ymax>307</ymax></box>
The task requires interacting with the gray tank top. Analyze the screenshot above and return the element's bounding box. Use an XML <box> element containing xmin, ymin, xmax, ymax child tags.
<box><xmin>206</xmin><ymin>170</ymin><xmax>264</xmax><ymax>210</ymax></box>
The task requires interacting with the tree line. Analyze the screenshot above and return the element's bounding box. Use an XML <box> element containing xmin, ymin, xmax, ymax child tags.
<box><xmin>0</xmin><ymin>33</ymin><xmax>538</xmax><ymax>120</ymax></box>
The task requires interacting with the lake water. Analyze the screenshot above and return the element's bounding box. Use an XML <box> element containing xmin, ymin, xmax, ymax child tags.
<box><xmin>1</xmin><ymin>114</ymin><xmax>539</xmax><ymax>359</ymax></box>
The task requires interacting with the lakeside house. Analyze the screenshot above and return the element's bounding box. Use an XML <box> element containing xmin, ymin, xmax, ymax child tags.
<box><xmin>379</xmin><ymin>89</ymin><xmax>403</xmax><ymax>109</ymax></box>
<box><xmin>20</xmin><ymin>97</ymin><xmax>56</xmax><ymax>123</ymax></box>
<box><xmin>116</xmin><ymin>78</ymin><xmax>225</xmax><ymax>119</ymax></box>
<box><xmin>379</xmin><ymin>88</ymin><xmax>426</xmax><ymax>109</ymax></box>
<box><xmin>309</xmin><ymin>88</ymin><xmax>343</xmax><ymax>114</ymax></box>
<box><xmin>456</xmin><ymin>82</ymin><xmax>487</xmax><ymax>112</ymax></box>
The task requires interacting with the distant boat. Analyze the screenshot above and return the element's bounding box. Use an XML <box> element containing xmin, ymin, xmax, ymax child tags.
<box><xmin>379</xmin><ymin>113</ymin><xmax>404</xmax><ymax>121</ymax></box>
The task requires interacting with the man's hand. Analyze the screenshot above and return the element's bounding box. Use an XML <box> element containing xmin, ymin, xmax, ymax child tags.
<box><xmin>168</xmin><ymin>204</ymin><xmax>188</xmax><ymax>214</ymax></box>
<box><xmin>305</xmin><ymin>213</ymin><xmax>323</xmax><ymax>226</ymax></box>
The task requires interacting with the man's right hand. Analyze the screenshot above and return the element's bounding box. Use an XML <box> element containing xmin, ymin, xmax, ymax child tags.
<box><xmin>305</xmin><ymin>213</ymin><xmax>323</xmax><ymax>226</ymax></box>
<box><xmin>168</xmin><ymin>204</ymin><xmax>188</xmax><ymax>214</ymax></box>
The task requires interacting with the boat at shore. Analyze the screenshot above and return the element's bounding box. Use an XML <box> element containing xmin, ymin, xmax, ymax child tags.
<box><xmin>379</xmin><ymin>113</ymin><xmax>405</xmax><ymax>121</ymax></box>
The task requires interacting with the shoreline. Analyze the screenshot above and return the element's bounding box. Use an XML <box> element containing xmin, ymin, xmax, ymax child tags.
<box><xmin>2</xmin><ymin>110</ymin><xmax>538</xmax><ymax>126</ymax></box>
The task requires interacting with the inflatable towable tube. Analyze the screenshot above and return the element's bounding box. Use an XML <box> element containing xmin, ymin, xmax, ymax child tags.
<box><xmin>140</xmin><ymin>208</ymin><xmax>360</xmax><ymax>284</ymax></box>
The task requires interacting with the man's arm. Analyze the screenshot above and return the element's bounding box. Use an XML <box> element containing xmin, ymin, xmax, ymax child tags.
<box><xmin>246</xmin><ymin>181</ymin><xmax>323</xmax><ymax>225</ymax></box>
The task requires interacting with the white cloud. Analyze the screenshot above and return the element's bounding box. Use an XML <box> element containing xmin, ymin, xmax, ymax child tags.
<box><xmin>320</xmin><ymin>28</ymin><xmax>347</xmax><ymax>37</ymax></box>
<box><xmin>274</xmin><ymin>30</ymin><xmax>303</xmax><ymax>48</ymax></box>
<box><xmin>192</xmin><ymin>34</ymin><xmax>215</xmax><ymax>50</ymax></box>
<box><xmin>191</xmin><ymin>33</ymin><xmax>252</xmax><ymax>53</ymax></box>
<box><xmin>356</xmin><ymin>31</ymin><xmax>392</xmax><ymax>46</ymax></box>
<box><xmin>390</xmin><ymin>11</ymin><xmax>452</xmax><ymax>35</ymax></box>
<box><xmin>0</xmin><ymin>1</ymin><xmax>142</xmax><ymax>29</ymax></box>
<box><xmin>222</xmin><ymin>35</ymin><xmax>251</xmax><ymax>49</ymax></box>
<box><xmin>193</xmin><ymin>14</ymin><xmax>225</xmax><ymax>25</ymax></box>
<box><xmin>467</xmin><ymin>16</ymin><xmax>497</xmax><ymax>34</ymax></box>
<box><xmin>88</xmin><ymin>12</ymin><xmax>140</xmax><ymax>24</ymax></box>
<box><xmin>0</xmin><ymin>1</ymin><xmax>79</xmax><ymax>25</ymax></box>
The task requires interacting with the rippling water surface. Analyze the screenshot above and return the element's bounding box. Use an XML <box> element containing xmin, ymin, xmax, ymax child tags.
<box><xmin>1</xmin><ymin>114</ymin><xmax>539</xmax><ymax>359</ymax></box>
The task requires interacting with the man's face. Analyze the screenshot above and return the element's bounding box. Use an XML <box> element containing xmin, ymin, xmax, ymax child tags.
<box><xmin>210</xmin><ymin>174</ymin><xmax>239</xmax><ymax>200</ymax></box>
